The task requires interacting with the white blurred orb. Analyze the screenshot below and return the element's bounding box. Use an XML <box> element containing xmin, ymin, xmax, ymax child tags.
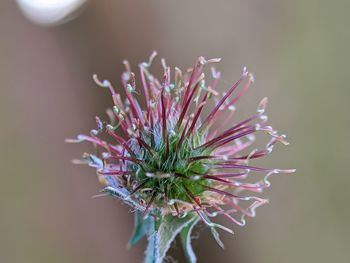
<box><xmin>16</xmin><ymin>0</ymin><xmax>87</xmax><ymax>26</ymax></box>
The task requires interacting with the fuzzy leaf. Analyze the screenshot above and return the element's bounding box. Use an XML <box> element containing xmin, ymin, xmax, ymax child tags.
<box><xmin>102</xmin><ymin>186</ymin><xmax>147</xmax><ymax>213</ymax></box>
<box><xmin>196</xmin><ymin>210</ymin><xmax>229</xmax><ymax>249</ymax></box>
<box><xmin>144</xmin><ymin>223</ymin><xmax>159</xmax><ymax>263</ymax></box>
<box><xmin>209</xmin><ymin>226</ymin><xmax>225</xmax><ymax>249</ymax></box>
<box><xmin>145</xmin><ymin>213</ymin><xmax>197</xmax><ymax>263</ymax></box>
<box><xmin>180</xmin><ymin>217</ymin><xmax>200</xmax><ymax>263</ymax></box>
<box><xmin>129</xmin><ymin>211</ymin><xmax>155</xmax><ymax>248</ymax></box>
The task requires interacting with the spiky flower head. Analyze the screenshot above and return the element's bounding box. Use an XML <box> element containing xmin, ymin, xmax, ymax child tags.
<box><xmin>67</xmin><ymin>52</ymin><xmax>294</xmax><ymax>262</ymax></box>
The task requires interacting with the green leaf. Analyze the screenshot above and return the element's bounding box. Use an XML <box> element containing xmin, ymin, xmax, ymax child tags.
<box><xmin>144</xmin><ymin>213</ymin><xmax>198</xmax><ymax>263</ymax></box>
<box><xmin>180</xmin><ymin>217</ymin><xmax>200</xmax><ymax>263</ymax></box>
<box><xmin>196</xmin><ymin>210</ymin><xmax>232</xmax><ymax>249</ymax></box>
<box><xmin>102</xmin><ymin>186</ymin><xmax>147</xmax><ymax>213</ymax></box>
<box><xmin>144</xmin><ymin>220</ymin><xmax>158</xmax><ymax>263</ymax></box>
<box><xmin>128</xmin><ymin>211</ymin><xmax>155</xmax><ymax>248</ymax></box>
<box><xmin>209</xmin><ymin>226</ymin><xmax>224</xmax><ymax>249</ymax></box>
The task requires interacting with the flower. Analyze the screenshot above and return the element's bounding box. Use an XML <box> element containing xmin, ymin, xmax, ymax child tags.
<box><xmin>67</xmin><ymin>52</ymin><xmax>294</xmax><ymax>255</ymax></box>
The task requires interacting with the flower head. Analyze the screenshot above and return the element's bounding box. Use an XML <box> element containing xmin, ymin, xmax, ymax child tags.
<box><xmin>67</xmin><ymin>52</ymin><xmax>294</xmax><ymax>254</ymax></box>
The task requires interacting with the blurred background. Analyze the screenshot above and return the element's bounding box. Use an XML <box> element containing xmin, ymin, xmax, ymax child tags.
<box><xmin>1</xmin><ymin>0</ymin><xmax>349</xmax><ymax>262</ymax></box>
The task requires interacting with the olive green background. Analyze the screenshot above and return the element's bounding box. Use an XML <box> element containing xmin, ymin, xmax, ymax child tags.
<box><xmin>1</xmin><ymin>1</ymin><xmax>349</xmax><ymax>262</ymax></box>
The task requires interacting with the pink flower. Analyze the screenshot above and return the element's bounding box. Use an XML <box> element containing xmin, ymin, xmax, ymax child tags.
<box><xmin>67</xmin><ymin>52</ymin><xmax>295</xmax><ymax>249</ymax></box>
